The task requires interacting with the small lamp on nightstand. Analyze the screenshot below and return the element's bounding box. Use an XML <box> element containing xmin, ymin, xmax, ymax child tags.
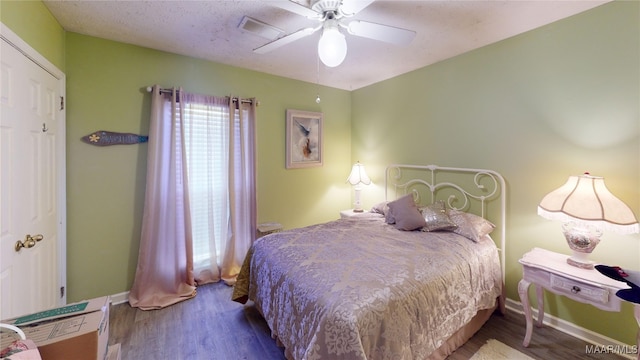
<box><xmin>538</xmin><ymin>173</ymin><xmax>639</xmax><ymax>269</ymax></box>
<box><xmin>346</xmin><ymin>161</ymin><xmax>371</xmax><ymax>212</ymax></box>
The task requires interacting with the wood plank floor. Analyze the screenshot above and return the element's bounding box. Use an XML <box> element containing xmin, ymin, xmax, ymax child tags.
<box><xmin>109</xmin><ymin>282</ymin><xmax>629</xmax><ymax>360</ymax></box>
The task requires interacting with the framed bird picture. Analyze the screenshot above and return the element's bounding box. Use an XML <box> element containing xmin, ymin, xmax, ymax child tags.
<box><xmin>286</xmin><ymin>109</ymin><xmax>323</xmax><ymax>169</ymax></box>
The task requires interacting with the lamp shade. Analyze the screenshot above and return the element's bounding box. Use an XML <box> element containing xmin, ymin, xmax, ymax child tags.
<box><xmin>538</xmin><ymin>174</ymin><xmax>639</xmax><ymax>234</ymax></box>
<box><xmin>318</xmin><ymin>22</ymin><xmax>347</xmax><ymax>67</ymax></box>
<box><xmin>346</xmin><ymin>162</ymin><xmax>371</xmax><ymax>186</ymax></box>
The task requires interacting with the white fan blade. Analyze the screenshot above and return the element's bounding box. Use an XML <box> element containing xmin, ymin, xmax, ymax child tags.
<box><xmin>253</xmin><ymin>27</ymin><xmax>318</xmax><ymax>54</ymax></box>
<box><xmin>273</xmin><ymin>1</ymin><xmax>322</xmax><ymax>19</ymax></box>
<box><xmin>347</xmin><ymin>20</ymin><xmax>416</xmax><ymax>46</ymax></box>
<box><xmin>340</xmin><ymin>0</ymin><xmax>375</xmax><ymax>16</ymax></box>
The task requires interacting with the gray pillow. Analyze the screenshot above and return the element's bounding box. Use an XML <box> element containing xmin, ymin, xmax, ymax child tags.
<box><xmin>387</xmin><ymin>194</ymin><xmax>426</xmax><ymax>231</ymax></box>
<box><xmin>371</xmin><ymin>201</ymin><xmax>390</xmax><ymax>216</ymax></box>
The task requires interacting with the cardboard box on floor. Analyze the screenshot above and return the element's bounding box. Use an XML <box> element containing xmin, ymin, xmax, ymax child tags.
<box><xmin>1</xmin><ymin>296</ymin><xmax>110</xmax><ymax>360</ymax></box>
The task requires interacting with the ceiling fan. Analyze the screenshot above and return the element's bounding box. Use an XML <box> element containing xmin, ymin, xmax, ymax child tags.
<box><xmin>253</xmin><ymin>0</ymin><xmax>416</xmax><ymax>67</ymax></box>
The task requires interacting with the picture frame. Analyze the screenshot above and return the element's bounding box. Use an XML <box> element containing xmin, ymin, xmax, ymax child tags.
<box><xmin>286</xmin><ymin>109</ymin><xmax>323</xmax><ymax>169</ymax></box>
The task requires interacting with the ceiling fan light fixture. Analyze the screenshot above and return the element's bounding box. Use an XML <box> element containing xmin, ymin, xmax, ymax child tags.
<box><xmin>318</xmin><ymin>24</ymin><xmax>347</xmax><ymax>67</ymax></box>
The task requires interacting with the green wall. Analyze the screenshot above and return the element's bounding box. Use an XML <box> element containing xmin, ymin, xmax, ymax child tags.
<box><xmin>0</xmin><ymin>0</ymin><xmax>65</xmax><ymax>71</ymax></box>
<box><xmin>3</xmin><ymin>0</ymin><xmax>639</xmax><ymax>348</ymax></box>
<box><xmin>63</xmin><ymin>34</ymin><xmax>352</xmax><ymax>301</ymax></box>
<box><xmin>351</xmin><ymin>1</ymin><xmax>639</xmax><ymax>345</ymax></box>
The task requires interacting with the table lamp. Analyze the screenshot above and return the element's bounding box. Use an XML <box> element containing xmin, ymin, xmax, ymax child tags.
<box><xmin>538</xmin><ymin>173</ymin><xmax>639</xmax><ymax>269</ymax></box>
<box><xmin>346</xmin><ymin>162</ymin><xmax>371</xmax><ymax>212</ymax></box>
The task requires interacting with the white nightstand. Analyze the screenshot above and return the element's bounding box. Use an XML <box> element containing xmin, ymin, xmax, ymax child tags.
<box><xmin>518</xmin><ymin>247</ymin><xmax>640</xmax><ymax>357</ymax></box>
<box><xmin>340</xmin><ymin>209</ymin><xmax>369</xmax><ymax>218</ymax></box>
<box><xmin>256</xmin><ymin>222</ymin><xmax>282</xmax><ymax>238</ymax></box>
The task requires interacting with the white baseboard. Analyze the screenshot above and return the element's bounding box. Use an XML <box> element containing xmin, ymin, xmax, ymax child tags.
<box><xmin>110</xmin><ymin>290</ymin><xmax>130</xmax><ymax>305</ymax></box>
<box><xmin>505</xmin><ymin>298</ymin><xmax>636</xmax><ymax>360</ymax></box>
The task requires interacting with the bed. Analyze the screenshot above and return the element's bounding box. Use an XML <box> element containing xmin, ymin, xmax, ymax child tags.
<box><xmin>233</xmin><ymin>164</ymin><xmax>506</xmax><ymax>360</ymax></box>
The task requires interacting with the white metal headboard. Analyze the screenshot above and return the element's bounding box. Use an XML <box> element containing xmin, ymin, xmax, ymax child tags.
<box><xmin>385</xmin><ymin>164</ymin><xmax>506</xmax><ymax>281</ymax></box>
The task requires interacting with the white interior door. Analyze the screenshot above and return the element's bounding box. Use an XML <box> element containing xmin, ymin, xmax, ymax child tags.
<box><xmin>0</xmin><ymin>24</ymin><xmax>66</xmax><ymax>319</ymax></box>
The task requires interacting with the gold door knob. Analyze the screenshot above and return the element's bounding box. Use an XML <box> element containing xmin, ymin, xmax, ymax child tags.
<box><xmin>14</xmin><ymin>234</ymin><xmax>44</xmax><ymax>252</ymax></box>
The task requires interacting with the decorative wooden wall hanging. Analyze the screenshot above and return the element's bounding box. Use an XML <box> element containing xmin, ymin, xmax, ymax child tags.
<box><xmin>81</xmin><ymin>130</ymin><xmax>148</xmax><ymax>146</ymax></box>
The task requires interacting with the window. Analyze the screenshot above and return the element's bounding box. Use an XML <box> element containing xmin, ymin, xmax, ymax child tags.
<box><xmin>181</xmin><ymin>101</ymin><xmax>229</xmax><ymax>268</ymax></box>
<box><xmin>179</xmin><ymin>95</ymin><xmax>255</xmax><ymax>284</ymax></box>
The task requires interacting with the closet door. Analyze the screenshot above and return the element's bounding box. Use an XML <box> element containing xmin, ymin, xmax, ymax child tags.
<box><xmin>1</xmin><ymin>26</ymin><xmax>66</xmax><ymax>319</ymax></box>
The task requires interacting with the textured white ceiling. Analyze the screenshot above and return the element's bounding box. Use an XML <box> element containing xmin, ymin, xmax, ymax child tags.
<box><xmin>43</xmin><ymin>0</ymin><xmax>610</xmax><ymax>90</ymax></box>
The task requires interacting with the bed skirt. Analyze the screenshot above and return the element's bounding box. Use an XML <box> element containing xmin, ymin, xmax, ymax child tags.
<box><xmin>427</xmin><ymin>297</ymin><xmax>501</xmax><ymax>359</ymax></box>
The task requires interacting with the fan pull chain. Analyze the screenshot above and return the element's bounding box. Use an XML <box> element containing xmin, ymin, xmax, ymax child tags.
<box><xmin>315</xmin><ymin>55</ymin><xmax>321</xmax><ymax>104</ymax></box>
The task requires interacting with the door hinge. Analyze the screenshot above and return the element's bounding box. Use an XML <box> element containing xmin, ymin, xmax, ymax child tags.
<box><xmin>60</xmin><ymin>286</ymin><xmax>65</xmax><ymax>298</ymax></box>
<box><xmin>60</xmin><ymin>96</ymin><xmax>64</xmax><ymax>111</ymax></box>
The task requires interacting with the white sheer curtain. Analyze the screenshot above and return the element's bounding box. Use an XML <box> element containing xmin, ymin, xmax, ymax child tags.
<box><xmin>222</xmin><ymin>97</ymin><xmax>257</xmax><ymax>284</ymax></box>
<box><xmin>129</xmin><ymin>86</ymin><xmax>256</xmax><ymax>310</ymax></box>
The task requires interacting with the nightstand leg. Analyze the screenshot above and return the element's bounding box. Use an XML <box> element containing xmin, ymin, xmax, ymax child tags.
<box><xmin>535</xmin><ymin>284</ymin><xmax>544</xmax><ymax>327</ymax></box>
<box><xmin>518</xmin><ymin>278</ymin><xmax>533</xmax><ymax>347</ymax></box>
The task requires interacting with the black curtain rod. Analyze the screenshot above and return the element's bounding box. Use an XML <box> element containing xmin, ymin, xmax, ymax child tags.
<box><xmin>146</xmin><ymin>86</ymin><xmax>257</xmax><ymax>105</ymax></box>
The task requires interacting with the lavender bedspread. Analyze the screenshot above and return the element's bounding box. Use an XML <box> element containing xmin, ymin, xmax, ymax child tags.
<box><xmin>232</xmin><ymin>217</ymin><xmax>502</xmax><ymax>360</ymax></box>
